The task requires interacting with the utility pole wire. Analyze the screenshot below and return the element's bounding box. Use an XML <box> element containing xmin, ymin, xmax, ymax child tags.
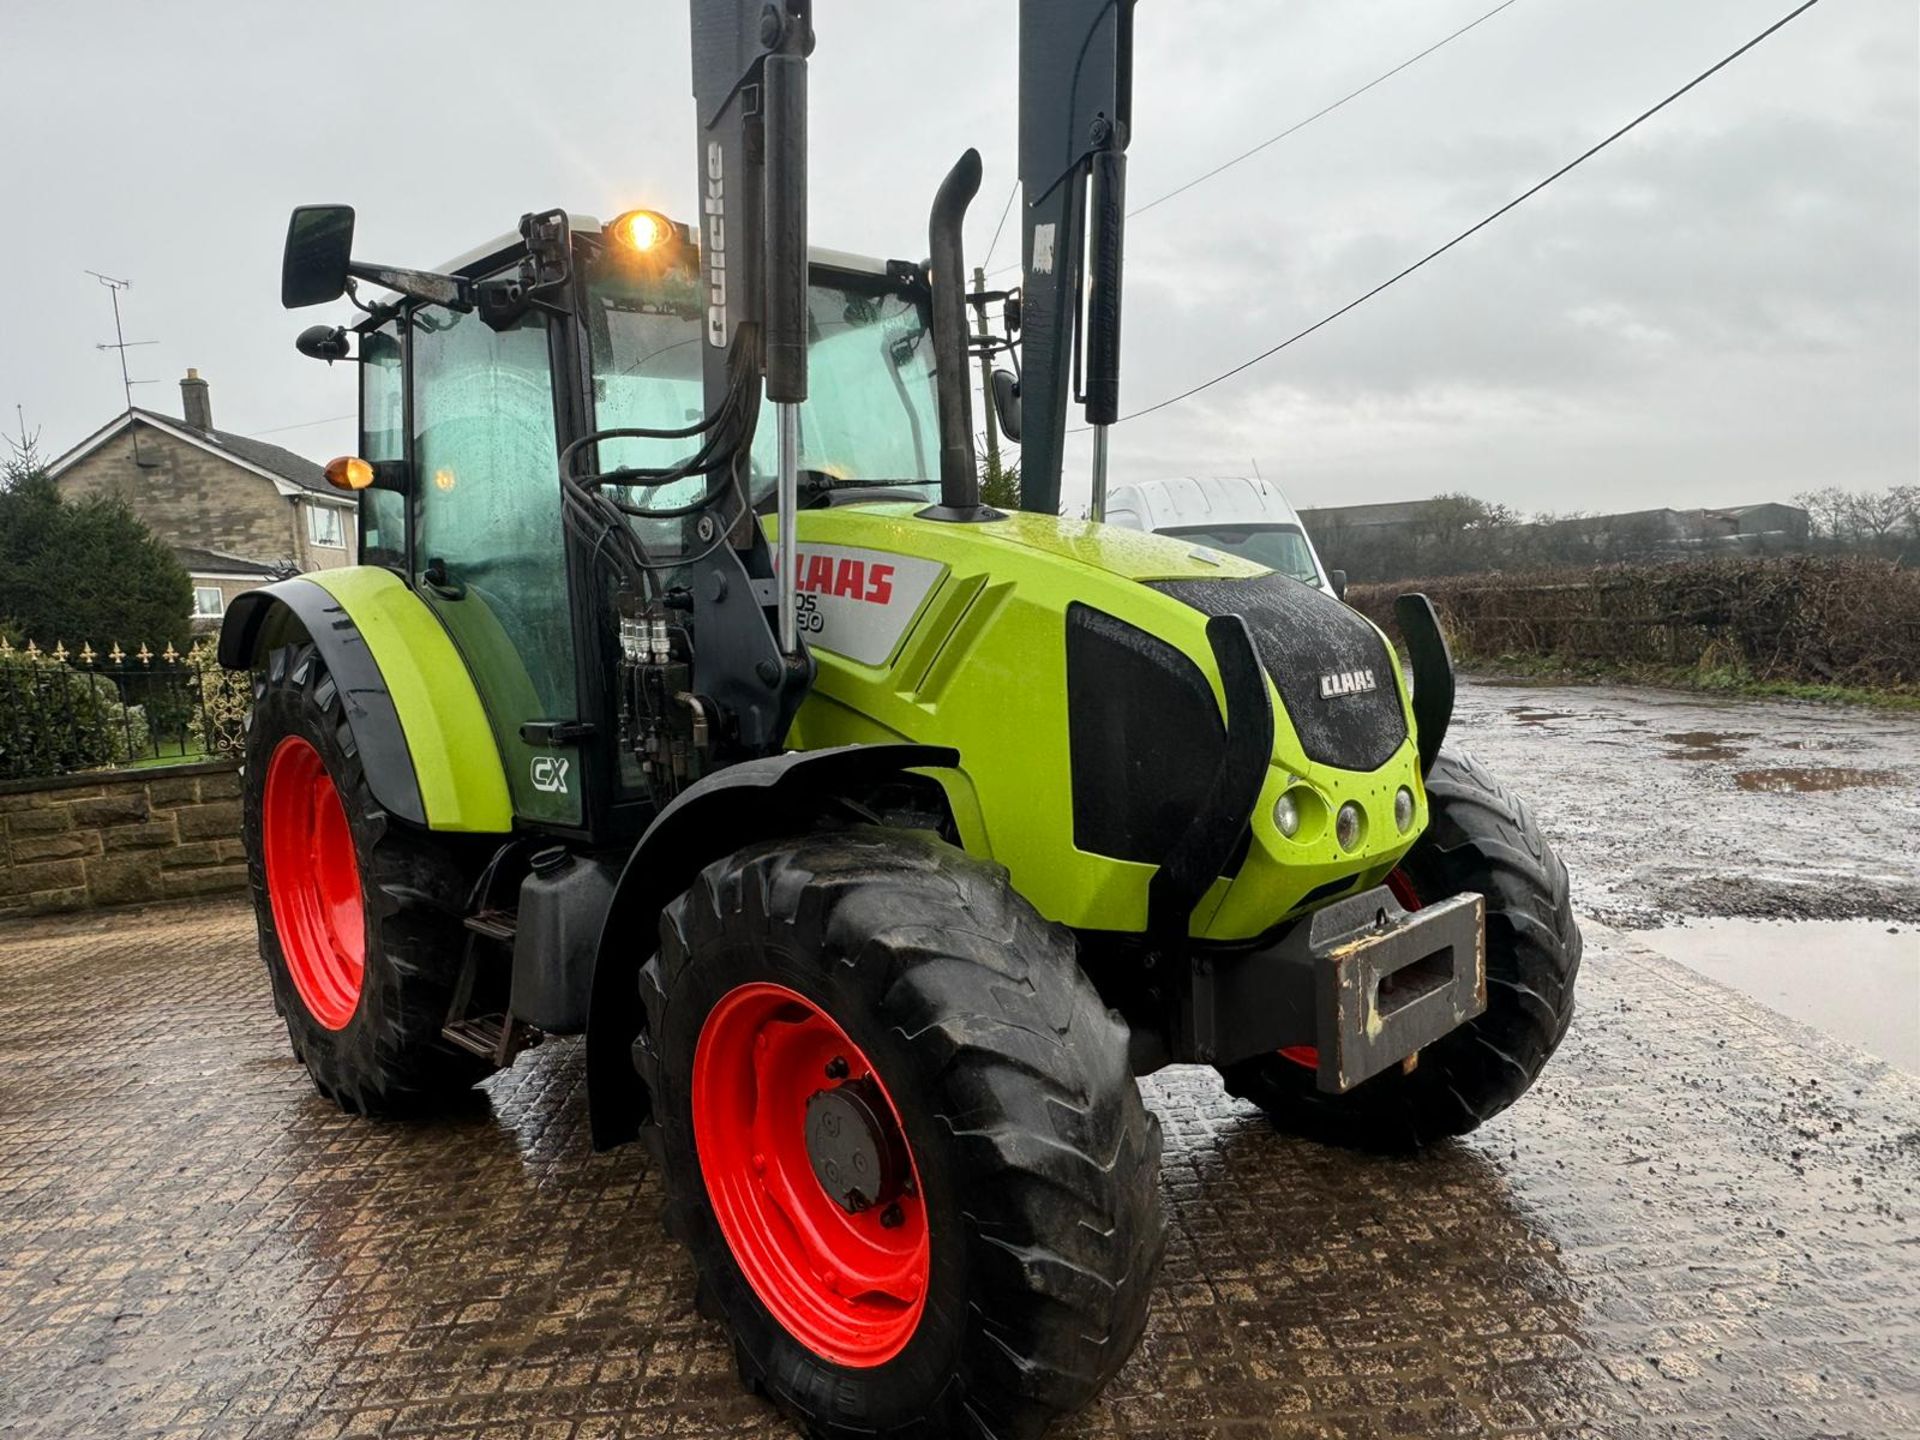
<box><xmin>988</xmin><ymin>0</ymin><xmax>1525</xmax><ymax>278</ymax></box>
<box><xmin>981</xmin><ymin>180</ymin><xmax>1021</xmax><ymax>273</ymax></box>
<box><xmin>1130</xmin><ymin>0</ymin><xmax>1523</xmax><ymax>220</ymax></box>
<box><xmin>1097</xmin><ymin>0</ymin><xmax>1825</xmax><ymax>430</ymax></box>
<box><xmin>246</xmin><ymin>413</ymin><xmax>357</xmax><ymax>437</ymax></box>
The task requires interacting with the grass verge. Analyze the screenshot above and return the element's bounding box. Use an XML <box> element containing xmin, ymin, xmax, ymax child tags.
<box><xmin>1463</xmin><ymin>651</ymin><xmax>1920</xmax><ymax>710</ymax></box>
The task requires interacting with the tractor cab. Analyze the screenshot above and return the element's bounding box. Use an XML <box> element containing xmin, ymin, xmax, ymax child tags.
<box><xmin>304</xmin><ymin>208</ymin><xmax>946</xmax><ymax>840</ymax></box>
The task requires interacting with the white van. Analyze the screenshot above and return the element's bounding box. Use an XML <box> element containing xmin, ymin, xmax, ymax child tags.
<box><xmin>1103</xmin><ymin>476</ymin><xmax>1344</xmax><ymax>596</ymax></box>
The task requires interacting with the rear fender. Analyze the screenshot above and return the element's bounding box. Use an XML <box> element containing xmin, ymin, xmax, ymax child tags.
<box><xmin>585</xmin><ymin>742</ymin><xmax>960</xmax><ymax>1150</ymax></box>
<box><xmin>219</xmin><ymin>569</ymin><xmax>513</xmax><ymax>833</ymax></box>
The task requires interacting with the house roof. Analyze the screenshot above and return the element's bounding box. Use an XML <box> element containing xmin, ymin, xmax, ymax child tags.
<box><xmin>45</xmin><ymin>408</ymin><xmax>350</xmax><ymax>504</ymax></box>
<box><xmin>173</xmin><ymin>546</ymin><xmax>285</xmax><ymax>579</ymax></box>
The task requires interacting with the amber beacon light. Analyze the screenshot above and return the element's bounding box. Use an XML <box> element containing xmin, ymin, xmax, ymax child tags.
<box><xmin>608</xmin><ymin>209</ymin><xmax>674</xmax><ymax>254</ymax></box>
<box><xmin>323</xmin><ymin>456</ymin><xmax>375</xmax><ymax>492</ymax></box>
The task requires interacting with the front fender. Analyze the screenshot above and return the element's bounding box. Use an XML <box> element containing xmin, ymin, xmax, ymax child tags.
<box><xmin>220</xmin><ymin>568</ymin><xmax>512</xmax><ymax>833</ymax></box>
<box><xmin>585</xmin><ymin>742</ymin><xmax>959</xmax><ymax>1150</ymax></box>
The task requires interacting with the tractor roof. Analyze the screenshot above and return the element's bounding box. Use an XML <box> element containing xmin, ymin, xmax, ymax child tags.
<box><xmin>435</xmin><ymin>212</ymin><xmax>892</xmax><ymax>281</ymax></box>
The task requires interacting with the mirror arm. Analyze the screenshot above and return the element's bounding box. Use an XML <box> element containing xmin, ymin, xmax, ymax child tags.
<box><xmin>346</xmin><ymin>261</ymin><xmax>473</xmax><ymax>312</ymax></box>
<box><xmin>367</xmin><ymin>461</ymin><xmax>411</xmax><ymax>496</ymax></box>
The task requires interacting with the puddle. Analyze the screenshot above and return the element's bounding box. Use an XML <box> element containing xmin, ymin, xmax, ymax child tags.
<box><xmin>1733</xmin><ymin>766</ymin><xmax>1900</xmax><ymax>793</ymax></box>
<box><xmin>1641</xmin><ymin>918</ymin><xmax>1919</xmax><ymax>1071</ymax></box>
<box><xmin>1662</xmin><ymin>729</ymin><xmax>1758</xmax><ymax>761</ymax></box>
<box><xmin>1506</xmin><ymin>706</ymin><xmax>1576</xmax><ymax>726</ymax></box>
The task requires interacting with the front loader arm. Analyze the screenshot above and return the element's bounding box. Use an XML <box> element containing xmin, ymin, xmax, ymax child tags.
<box><xmin>1016</xmin><ymin>0</ymin><xmax>1136</xmax><ymax>517</ymax></box>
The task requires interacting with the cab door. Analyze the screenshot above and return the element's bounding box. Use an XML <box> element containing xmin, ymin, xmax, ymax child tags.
<box><xmin>409</xmin><ymin>302</ymin><xmax>582</xmax><ymax>827</ymax></box>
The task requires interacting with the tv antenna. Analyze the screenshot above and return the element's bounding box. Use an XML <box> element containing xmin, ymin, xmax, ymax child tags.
<box><xmin>86</xmin><ymin>270</ymin><xmax>158</xmax><ymax>465</ymax></box>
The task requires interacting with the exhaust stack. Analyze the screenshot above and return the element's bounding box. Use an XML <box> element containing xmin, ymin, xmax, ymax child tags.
<box><xmin>923</xmin><ymin>149</ymin><xmax>991</xmax><ymax>521</ymax></box>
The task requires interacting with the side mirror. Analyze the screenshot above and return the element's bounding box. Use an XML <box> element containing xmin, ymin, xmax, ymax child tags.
<box><xmin>295</xmin><ymin>325</ymin><xmax>352</xmax><ymax>363</ymax></box>
<box><xmin>990</xmin><ymin>368</ymin><xmax>1022</xmax><ymax>443</ymax></box>
<box><xmin>282</xmin><ymin>205</ymin><xmax>356</xmax><ymax>309</ymax></box>
<box><xmin>1329</xmin><ymin>568</ymin><xmax>1348</xmax><ymax>600</ymax></box>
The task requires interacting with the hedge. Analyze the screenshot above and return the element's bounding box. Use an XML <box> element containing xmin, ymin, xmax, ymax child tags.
<box><xmin>1348</xmin><ymin>556</ymin><xmax>1920</xmax><ymax>691</ymax></box>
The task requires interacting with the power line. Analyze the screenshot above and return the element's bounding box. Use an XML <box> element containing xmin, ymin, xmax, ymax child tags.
<box><xmin>1097</xmin><ymin>0</ymin><xmax>1825</xmax><ymax>430</ymax></box>
<box><xmin>1131</xmin><ymin>0</ymin><xmax>1523</xmax><ymax>220</ymax></box>
<box><xmin>246</xmin><ymin>413</ymin><xmax>356</xmax><ymax>437</ymax></box>
<box><xmin>988</xmin><ymin>0</ymin><xmax>1525</xmax><ymax>277</ymax></box>
<box><xmin>981</xmin><ymin>180</ymin><xmax>1020</xmax><ymax>272</ymax></box>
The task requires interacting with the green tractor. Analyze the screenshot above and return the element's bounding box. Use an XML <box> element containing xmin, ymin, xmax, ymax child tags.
<box><xmin>223</xmin><ymin>2</ymin><xmax>1579</xmax><ymax>1435</ymax></box>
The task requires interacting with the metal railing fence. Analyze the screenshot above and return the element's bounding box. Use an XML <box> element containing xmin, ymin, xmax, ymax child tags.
<box><xmin>0</xmin><ymin>638</ymin><xmax>250</xmax><ymax>782</ymax></box>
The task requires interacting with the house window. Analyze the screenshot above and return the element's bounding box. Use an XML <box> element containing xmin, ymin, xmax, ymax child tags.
<box><xmin>308</xmin><ymin>504</ymin><xmax>346</xmax><ymax>548</ymax></box>
<box><xmin>193</xmin><ymin>586</ymin><xmax>225</xmax><ymax>618</ymax></box>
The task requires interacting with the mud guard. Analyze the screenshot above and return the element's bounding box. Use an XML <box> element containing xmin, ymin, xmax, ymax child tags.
<box><xmin>1394</xmin><ymin>593</ymin><xmax>1454</xmax><ymax>775</ymax></box>
<box><xmin>585</xmin><ymin>742</ymin><xmax>960</xmax><ymax>1150</ymax></box>
<box><xmin>219</xmin><ymin>571</ymin><xmax>512</xmax><ymax>833</ymax></box>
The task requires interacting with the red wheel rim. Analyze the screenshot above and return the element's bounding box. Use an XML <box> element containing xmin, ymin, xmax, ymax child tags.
<box><xmin>1386</xmin><ymin>867</ymin><xmax>1423</xmax><ymax>912</ymax></box>
<box><xmin>262</xmin><ymin>736</ymin><xmax>366</xmax><ymax>1031</ymax></box>
<box><xmin>692</xmin><ymin>982</ymin><xmax>929</xmax><ymax>1367</ymax></box>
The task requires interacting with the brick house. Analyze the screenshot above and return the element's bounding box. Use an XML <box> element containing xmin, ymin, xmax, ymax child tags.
<box><xmin>46</xmin><ymin>371</ymin><xmax>358</xmax><ymax>628</ymax></box>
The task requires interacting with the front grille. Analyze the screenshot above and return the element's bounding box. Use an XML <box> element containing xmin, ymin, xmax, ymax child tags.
<box><xmin>1150</xmin><ymin>574</ymin><xmax>1406</xmax><ymax>772</ymax></box>
<box><xmin>1064</xmin><ymin>603</ymin><xmax>1226</xmax><ymax>863</ymax></box>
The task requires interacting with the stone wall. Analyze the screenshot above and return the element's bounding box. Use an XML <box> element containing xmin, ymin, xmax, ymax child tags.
<box><xmin>0</xmin><ymin>762</ymin><xmax>247</xmax><ymax>917</ymax></box>
<box><xmin>56</xmin><ymin>420</ymin><xmax>355</xmax><ymax>573</ymax></box>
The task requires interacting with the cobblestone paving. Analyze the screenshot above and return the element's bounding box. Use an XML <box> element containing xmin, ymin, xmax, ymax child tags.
<box><xmin>2</xmin><ymin>901</ymin><xmax>1916</xmax><ymax>1440</ymax></box>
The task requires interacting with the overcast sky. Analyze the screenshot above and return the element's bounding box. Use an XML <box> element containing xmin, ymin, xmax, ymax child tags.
<box><xmin>2</xmin><ymin>0</ymin><xmax>1913</xmax><ymax>517</ymax></box>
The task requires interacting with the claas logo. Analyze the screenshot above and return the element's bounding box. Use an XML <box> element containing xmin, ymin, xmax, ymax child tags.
<box><xmin>796</xmin><ymin>552</ymin><xmax>895</xmax><ymax>604</ymax></box>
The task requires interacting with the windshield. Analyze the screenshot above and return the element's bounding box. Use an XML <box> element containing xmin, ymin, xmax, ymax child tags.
<box><xmin>1164</xmin><ymin>524</ymin><xmax>1323</xmax><ymax>587</ymax></box>
<box><xmin>585</xmin><ymin>256</ymin><xmax>940</xmax><ymax>521</ymax></box>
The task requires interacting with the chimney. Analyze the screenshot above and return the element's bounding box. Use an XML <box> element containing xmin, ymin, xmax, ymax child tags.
<box><xmin>180</xmin><ymin>369</ymin><xmax>212</xmax><ymax>431</ymax></box>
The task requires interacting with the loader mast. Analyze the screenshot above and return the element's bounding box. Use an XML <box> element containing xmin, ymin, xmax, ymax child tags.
<box><xmin>688</xmin><ymin>0</ymin><xmax>813</xmax><ymax>651</ymax></box>
<box><xmin>1016</xmin><ymin>0</ymin><xmax>1136</xmax><ymax>517</ymax></box>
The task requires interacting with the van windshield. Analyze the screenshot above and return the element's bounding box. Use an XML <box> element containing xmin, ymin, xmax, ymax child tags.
<box><xmin>1164</xmin><ymin>524</ymin><xmax>1322</xmax><ymax>587</ymax></box>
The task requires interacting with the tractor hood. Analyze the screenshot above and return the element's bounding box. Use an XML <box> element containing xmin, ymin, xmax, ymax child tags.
<box><xmin>944</xmin><ymin>509</ymin><xmax>1270</xmax><ymax>583</ymax></box>
<box><xmin>780</xmin><ymin>504</ymin><xmax>1425</xmax><ymax>943</ymax></box>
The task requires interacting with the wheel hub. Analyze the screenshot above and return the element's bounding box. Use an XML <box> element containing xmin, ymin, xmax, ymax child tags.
<box><xmin>805</xmin><ymin>1077</ymin><xmax>906</xmax><ymax>1213</ymax></box>
<box><xmin>691</xmin><ymin>982</ymin><xmax>930</xmax><ymax>1367</ymax></box>
<box><xmin>261</xmin><ymin>735</ymin><xmax>365</xmax><ymax>1031</ymax></box>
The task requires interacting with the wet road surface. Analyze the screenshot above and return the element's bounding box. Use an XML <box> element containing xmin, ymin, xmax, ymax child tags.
<box><xmin>1450</xmin><ymin>679</ymin><xmax>1919</xmax><ymax>1071</ymax></box>
<box><xmin>3</xmin><ymin>898</ymin><xmax>1917</xmax><ymax>1439</ymax></box>
<box><xmin>1450</xmin><ymin>679</ymin><xmax>1920</xmax><ymax>931</ymax></box>
<box><xmin>1637</xmin><ymin>918</ymin><xmax>1917</xmax><ymax>1072</ymax></box>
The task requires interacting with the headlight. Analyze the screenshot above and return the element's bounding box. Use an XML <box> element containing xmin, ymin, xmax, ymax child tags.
<box><xmin>1335</xmin><ymin>801</ymin><xmax>1365</xmax><ymax>851</ymax></box>
<box><xmin>1394</xmin><ymin>786</ymin><xmax>1416</xmax><ymax>833</ymax></box>
<box><xmin>1273</xmin><ymin>790</ymin><xmax>1301</xmax><ymax>838</ymax></box>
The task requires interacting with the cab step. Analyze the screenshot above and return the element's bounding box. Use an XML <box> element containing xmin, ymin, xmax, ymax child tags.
<box><xmin>463</xmin><ymin>910</ymin><xmax>517</xmax><ymax>944</ymax></box>
<box><xmin>441</xmin><ymin>1012</ymin><xmax>538</xmax><ymax>1065</ymax></box>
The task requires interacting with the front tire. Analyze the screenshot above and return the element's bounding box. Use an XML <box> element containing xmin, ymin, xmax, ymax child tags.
<box><xmin>1219</xmin><ymin>748</ymin><xmax>1581</xmax><ymax>1150</ymax></box>
<box><xmin>637</xmin><ymin>828</ymin><xmax>1164</xmax><ymax>1440</ymax></box>
<box><xmin>244</xmin><ymin>641</ymin><xmax>490</xmax><ymax>1115</ymax></box>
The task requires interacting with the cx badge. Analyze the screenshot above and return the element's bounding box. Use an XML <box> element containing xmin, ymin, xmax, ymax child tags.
<box><xmin>530</xmin><ymin>756</ymin><xmax>572</xmax><ymax>795</ymax></box>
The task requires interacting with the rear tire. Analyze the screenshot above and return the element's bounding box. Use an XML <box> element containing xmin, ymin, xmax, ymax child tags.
<box><xmin>636</xmin><ymin>828</ymin><xmax>1164</xmax><ymax>1440</ymax></box>
<box><xmin>1219</xmin><ymin>748</ymin><xmax>1580</xmax><ymax>1150</ymax></box>
<box><xmin>244</xmin><ymin>641</ymin><xmax>491</xmax><ymax>1115</ymax></box>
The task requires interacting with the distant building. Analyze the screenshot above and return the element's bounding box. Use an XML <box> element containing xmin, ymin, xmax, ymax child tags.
<box><xmin>1696</xmin><ymin>503</ymin><xmax>1810</xmax><ymax>546</ymax></box>
<box><xmin>1297</xmin><ymin>500</ymin><xmax>1438</xmax><ymax>536</ymax></box>
<box><xmin>45</xmin><ymin>370</ymin><xmax>356</xmax><ymax>628</ymax></box>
